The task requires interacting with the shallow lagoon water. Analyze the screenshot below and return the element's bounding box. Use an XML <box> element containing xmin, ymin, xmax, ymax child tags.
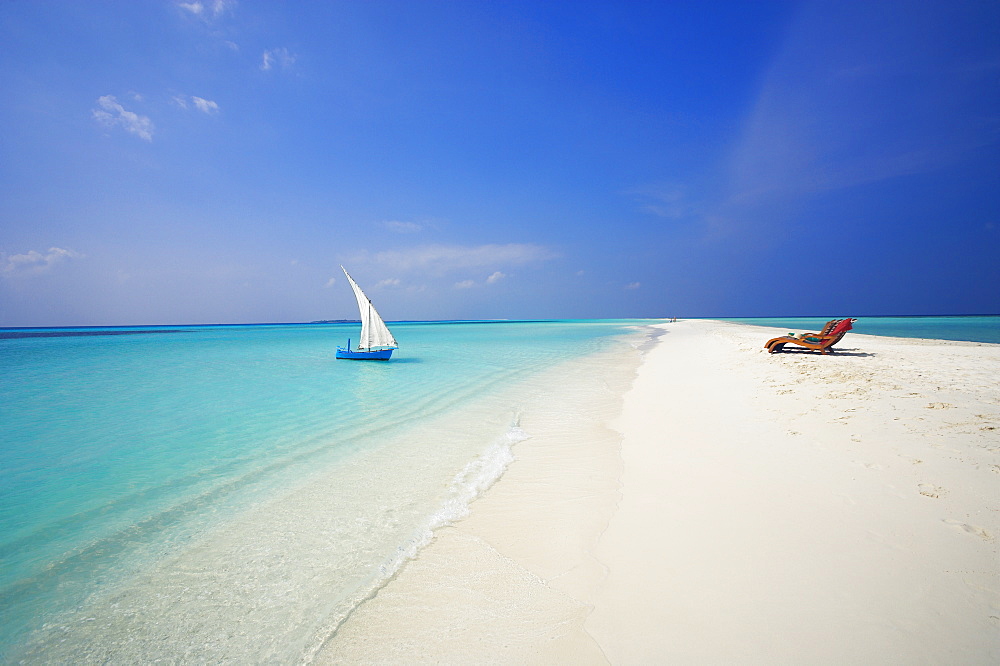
<box><xmin>0</xmin><ymin>319</ymin><xmax>652</xmax><ymax>661</ymax></box>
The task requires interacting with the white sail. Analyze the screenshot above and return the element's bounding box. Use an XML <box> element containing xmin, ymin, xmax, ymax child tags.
<box><xmin>342</xmin><ymin>266</ymin><xmax>398</xmax><ymax>350</ymax></box>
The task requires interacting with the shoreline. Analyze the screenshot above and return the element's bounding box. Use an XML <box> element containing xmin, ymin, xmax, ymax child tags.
<box><xmin>316</xmin><ymin>320</ymin><xmax>999</xmax><ymax>663</ymax></box>
<box><xmin>314</xmin><ymin>325</ymin><xmax>650</xmax><ymax>663</ymax></box>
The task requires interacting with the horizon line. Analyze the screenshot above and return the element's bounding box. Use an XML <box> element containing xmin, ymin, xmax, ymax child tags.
<box><xmin>2</xmin><ymin>313</ymin><xmax>999</xmax><ymax>331</ymax></box>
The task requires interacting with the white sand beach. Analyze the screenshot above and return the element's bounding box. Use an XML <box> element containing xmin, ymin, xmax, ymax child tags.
<box><xmin>317</xmin><ymin>320</ymin><xmax>1000</xmax><ymax>664</ymax></box>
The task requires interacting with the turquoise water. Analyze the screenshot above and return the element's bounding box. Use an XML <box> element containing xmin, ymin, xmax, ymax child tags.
<box><xmin>0</xmin><ymin>320</ymin><xmax>655</xmax><ymax>661</ymax></box>
<box><xmin>716</xmin><ymin>315</ymin><xmax>1000</xmax><ymax>344</ymax></box>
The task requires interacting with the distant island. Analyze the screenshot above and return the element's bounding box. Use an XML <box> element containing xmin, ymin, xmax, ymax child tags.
<box><xmin>310</xmin><ymin>319</ymin><xmax>360</xmax><ymax>324</ymax></box>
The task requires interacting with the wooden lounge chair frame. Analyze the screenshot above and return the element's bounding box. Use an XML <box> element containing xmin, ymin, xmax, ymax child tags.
<box><xmin>767</xmin><ymin>319</ymin><xmax>841</xmax><ymax>349</ymax></box>
<box><xmin>815</xmin><ymin>319</ymin><xmax>841</xmax><ymax>336</ymax></box>
<box><xmin>766</xmin><ymin>318</ymin><xmax>857</xmax><ymax>354</ymax></box>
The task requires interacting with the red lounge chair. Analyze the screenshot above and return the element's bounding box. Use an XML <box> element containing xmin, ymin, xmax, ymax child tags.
<box><xmin>766</xmin><ymin>318</ymin><xmax>857</xmax><ymax>354</ymax></box>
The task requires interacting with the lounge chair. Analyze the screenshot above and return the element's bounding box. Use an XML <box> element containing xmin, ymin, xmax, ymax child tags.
<box><xmin>781</xmin><ymin>318</ymin><xmax>841</xmax><ymax>340</ymax></box>
<box><xmin>769</xmin><ymin>319</ymin><xmax>841</xmax><ymax>347</ymax></box>
<box><xmin>766</xmin><ymin>318</ymin><xmax>857</xmax><ymax>354</ymax></box>
<box><xmin>814</xmin><ymin>319</ymin><xmax>842</xmax><ymax>336</ymax></box>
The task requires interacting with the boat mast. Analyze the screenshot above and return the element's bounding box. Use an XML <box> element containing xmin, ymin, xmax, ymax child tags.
<box><xmin>366</xmin><ymin>299</ymin><xmax>372</xmax><ymax>349</ymax></box>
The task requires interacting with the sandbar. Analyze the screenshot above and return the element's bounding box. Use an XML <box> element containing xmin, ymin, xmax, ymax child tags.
<box><xmin>317</xmin><ymin>319</ymin><xmax>999</xmax><ymax>664</ymax></box>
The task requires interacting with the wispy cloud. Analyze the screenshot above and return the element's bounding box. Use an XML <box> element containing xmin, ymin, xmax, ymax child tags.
<box><xmin>324</xmin><ymin>276</ymin><xmax>336</xmax><ymax>288</ymax></box>
<box><xmin>728</xmin><ymin>2</ymin><xmax>1000</xmax><ymax>206</ymax></box>
<box><xmin>191</xmin><ymin>96</ymin><xmax>220</xmax><ymax>114</ymax></box>
<box><xmin>454</xmin><ymin>271</ymin><xmax>507</xmax><ymax>289</ymax></box>
<box><xmin>178</xmin><ymin>0</ymin><xmax>235</xmax><ymax>20</ymax></box>
<box><xmin>173</xmin><ymin>95</ymin><xmax>220</xmax><ymax>114</ymax></box>
<box><xmin>631</xmin><ymin>183</ymin><xmax>698</xmax><ymax>220</ymax></box>
<box><xmin>92</xmin><ymin>95</ymin><xmax>154</xmax><ymax>141</ymax></box>
<box><xmin>375</xmin><ymin>278</ymin><xmax>401</xmax><ymax>289</ymax></box>
<box><xmin>624</xmin><ymin>282</ymin><xmax>641</xmax><ymax>290</ymax></box>
<box><xmin>2</xmin><ymin>247</ymin><xmax>82</xmax><ymax>278</ymax></box>
<box><xmin>261</xmin><ymin>47</ymin><xmax>296</xmax><ymax>72</ymax></box>
<box><xmin>359</xmin><ymin>243</ymin><xmax>555</xmax><ymax>275</ymax></box>
<box><xmin>383</xmin><ymin>220</ymin><xmax>423</xmax><ymax>234</ymax></box>
<box><xmin>178</xmin><ymin>2</ymin><xmax>203</xmax><ymax>16</ymax></box>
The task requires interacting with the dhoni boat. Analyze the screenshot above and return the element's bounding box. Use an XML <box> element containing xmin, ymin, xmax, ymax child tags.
<box><xmin>336</xmin><ymin>266</ymin><xmax>398</xmax><ymax>360</ymax></box>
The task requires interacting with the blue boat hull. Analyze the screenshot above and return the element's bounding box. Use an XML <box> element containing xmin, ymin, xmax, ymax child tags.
<box><xmin>336</xmin><ymin>347</ymin><xmax>394</xmax><ymax>360</ymax></box>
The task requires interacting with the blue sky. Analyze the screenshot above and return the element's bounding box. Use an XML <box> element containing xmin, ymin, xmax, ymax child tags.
<box><xmin>2</xmin><ymin>0</ymin><xmax>998</xmax><ymax>326</ymax></box>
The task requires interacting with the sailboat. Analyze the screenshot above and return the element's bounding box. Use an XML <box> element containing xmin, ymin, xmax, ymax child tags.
<box><xmin>336</xmin><ymin>266</ymin><xmax>399</xmax><ymax>360</ymax></box>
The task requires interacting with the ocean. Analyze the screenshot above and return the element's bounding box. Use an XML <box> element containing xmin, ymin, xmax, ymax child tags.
<box><xmin>0</xmin><ymin>319</ymin><xmax>653</xmax><ymax>662</ymax></box>
<box><xmin>716</xmin><ymin>315</ymin><xmax>1000</xmax><ymax>344</ymax></box>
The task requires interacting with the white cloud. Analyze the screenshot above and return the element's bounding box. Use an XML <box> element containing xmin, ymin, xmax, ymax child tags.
<box><xmin>261</xmin><ymin>47</ymin><xmax>296</xmax><ymax>71</ymax></box>
<box><xmin>178</xmin><ymin>0</ymin><xmax>235</xmax><ymax>20</ymax></box>
<box><xmin>191</xmin><ymin>96</ymin><xmax>220</xmax><ymax>114</ymax></box>
<box><xmin>212</xmin><ymin>0</ymin><xmax>235</xmax><ymax>15</ymax></box>
<box><xmin>92</xmin><ymin>95</ymin><xmax>154</xmax><ymax>141</ymax></box>
<box><xmin>383</xmin><ymin>220</ymin><xmax>422</xmax><ymax>234</ymax></box>
<box><xmin>174</xmin><ymin>95</ymin><xmax>220</xmax><ymax>114</ymax></box>
<box><xmin>454</xmin><ymin>272</ymin><xmax>517</xmax><ymax>287</ymax></box>
<box><xmin>360</xmin><ymin>243</ymin><xmax>555</xmax><ymax>275</ymax></box>
<box><xmin>324</xmin><ymin>277</ymin><xmax>336</xmax><ymax>288</ymax></box>
<box><xmin>178</xmin><ymin>1</ymin><xmax>204</xmax><ymax>15</ymax></box>
<box><xmin>2</xmin><ymin>247</ymin><xmax>83</xmax><ymax>278</ymax></box>
<box><xmin>375</xmin><ymin>278</ymin><xmax>401</xmax><ymax>289</ymax></box>
<box><xmin>625</xmin><ymin>282</ymin><xmax>641</xmax><ymax>290</ymax></box>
